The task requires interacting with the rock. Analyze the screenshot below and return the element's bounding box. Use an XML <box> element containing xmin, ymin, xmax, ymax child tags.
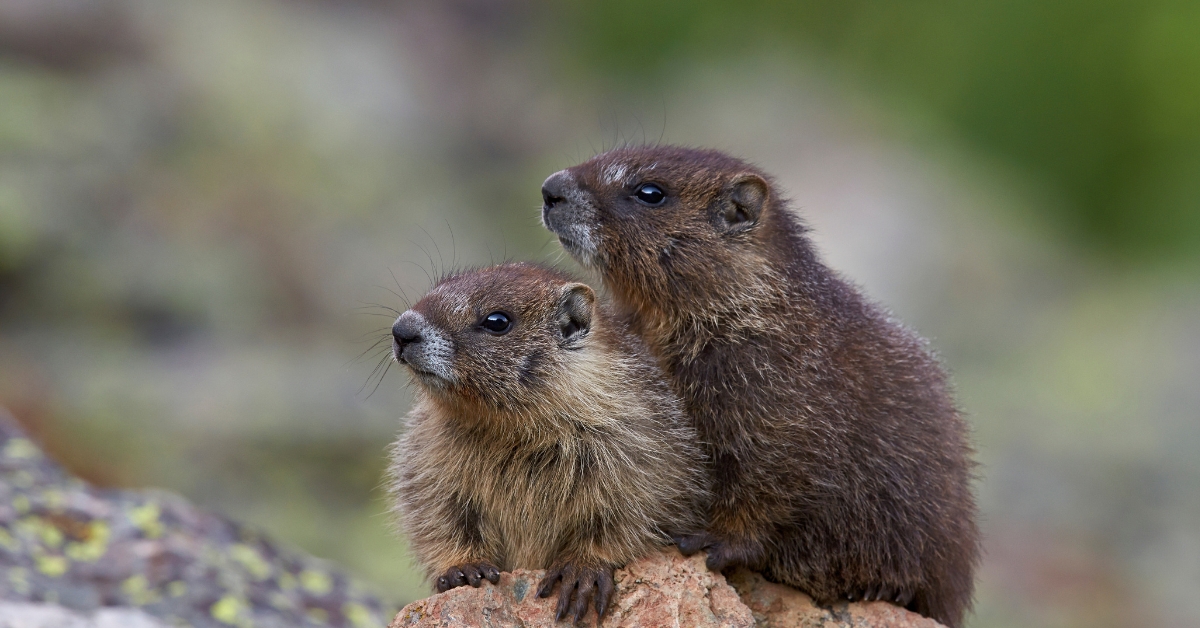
<box><xmin>0</xmin><ymin>0</ymin><xmax>146</xmax><ymax>70</ymax></box>
<box><xmin>0</xmin><ymin>602</ymin><xmax>166</xmax><ymax>628</ymax></box>
<box><xmin>390</xmin><ymin>551</ymin><xmax>754</xmax><ymax>628</ymax></box>
<box><xmin>0</xmin><ymin>408</ymin><xmax>945</xmax><ymax>628</ymax></box>
<box><xmin>0</xmin><ymin>410</ymin><xmax>394</xmax><ymax>628</ymax></box>
<box><xmin>727</xmin><ymin>570</ymin><xmax>943</xmax><ymax>628</ymax></box>
<box><xmin>391</xmin><ymin>551</ymin><xmax>946</xmax><ymax>628</ymax></box>
<box><xmin>390</xmin><ymin>550</ymin><xmax>944</xmax><ymax>628</ymax></box>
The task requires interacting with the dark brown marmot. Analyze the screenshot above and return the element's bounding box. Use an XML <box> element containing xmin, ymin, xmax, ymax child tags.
<box><xmin>540</xmin><ymin>147</ymin><xmax>980</xmax><ymax>628</ymax></box>
<box><xmin>385</xmin><ymin>262</ymin><xmax>707</xmax><ymax>624</ymax></box>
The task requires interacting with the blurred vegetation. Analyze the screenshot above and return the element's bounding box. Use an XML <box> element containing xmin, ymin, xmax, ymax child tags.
<box><xmin>556</xmin><ymin>0</ymin><xmax>1200</xmax><ymax>264</ymax></box>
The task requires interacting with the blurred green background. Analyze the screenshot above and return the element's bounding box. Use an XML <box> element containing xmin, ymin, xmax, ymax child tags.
<box><xmin>1</xmin><ymin>1</ymin><xmax>1198</xmax><ymax>627</ymax></box>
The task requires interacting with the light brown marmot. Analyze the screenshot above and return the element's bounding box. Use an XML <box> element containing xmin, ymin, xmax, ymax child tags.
<box><xmin>540</xmin><ymin>147</ymin><xmax>980</xmax><ymax>628</ymax></box>
<box><xmin>386</xmin><ymin>262</ymin><xmax>707</xmax><ymax>624</ymax></box>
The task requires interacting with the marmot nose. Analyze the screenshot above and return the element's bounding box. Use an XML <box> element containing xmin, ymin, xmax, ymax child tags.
<box><xmin>541</xmin><ymin>171</ymin><xmax>571</xmax><ymax>210</ymax></box>
<box><xmin>392</xmin><ymin>311</ymin><xmax>423</xmax><ymax>347</ymax></box>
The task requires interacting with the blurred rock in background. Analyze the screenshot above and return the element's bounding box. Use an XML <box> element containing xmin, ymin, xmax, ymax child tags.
<box><xmin>0</xmin><ymin>1</ymin><xmax>1197</xmax><ymax>627</ymax></box>
<box><xmin>0</xmin><ymin>408</ymin><xmax>392</xmax><ymax>627</ymax></box>
<box><xmin>0</xmin><ymin>0</ymin><xmax>144</xmax><ymax>71</ymax></box>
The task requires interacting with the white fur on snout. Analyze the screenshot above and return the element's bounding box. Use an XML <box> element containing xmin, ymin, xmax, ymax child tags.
<box><xmin>399</xmin><ymin>311</ymin><xmax>457</xmax><ymax>385</ymax></box>
<box><xmin>563</xmin><ymin>223</ymin><xmax>599</xmax><ymax>265</ymax></box>
<box><xmin>542</xmin><ymin>169</ymin><xmax>601</xmax><ymax>266</ymax></box>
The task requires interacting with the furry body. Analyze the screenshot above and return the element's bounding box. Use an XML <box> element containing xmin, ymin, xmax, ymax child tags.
<box><xmin>541</xmin><ymin>147</ymin><xmax>980</xmax><ymax>628</ymax></box>
<box><xmin>386</xmin><ymin>263</ymin><xmax>707</xmax><ymax>622</ymax></box>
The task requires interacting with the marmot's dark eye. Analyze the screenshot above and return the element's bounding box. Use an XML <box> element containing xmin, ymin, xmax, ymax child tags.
<box><xmin>480</xmin><ymin>312</ymin><xmax>512</xmax><ymax>334</ymax></box>
<box><xmin>634</xmin><ymin>183</ymin><xmax>666</xmax><ymax>206</ymax></box>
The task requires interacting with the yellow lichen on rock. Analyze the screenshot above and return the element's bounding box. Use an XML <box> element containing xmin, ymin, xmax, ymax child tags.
<box><xmin>301</xmin><ymin>569</ymin><xmax>333</xmax><ymax>595</ymax></box>
<box><xmin>33</xmin><ymin>554</ymin><xmax>67</xmax><ymax>578</ymax></box>
<box><xmin>127</xmin><ymin>503</ymin><xmax>164</xmax><ymax>539</ymax></box>
<box><xmin>230</xmin><ymin>543</ymin><xmax>272</xmax><ymax>580</ymax></box>
<box><xmin>210</xmin><ymin>595</ymin><xmax>245</xmax><ymax>625</ymax></box>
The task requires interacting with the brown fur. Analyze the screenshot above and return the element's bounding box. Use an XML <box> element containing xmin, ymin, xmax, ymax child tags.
<box><xmin>541</xmin><ymin>147</ymin><xmax>981</xmax><ymax>628</ymax></box>
<box><xmin>385</xmin><ymin>262</ymin><xmax>707</xmax><ymax>623</ymax></box>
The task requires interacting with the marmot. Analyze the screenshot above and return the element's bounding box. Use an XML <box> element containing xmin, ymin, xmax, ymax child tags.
<box><xmin>385</xmin><ymin>262</ymin><xmax>707</xmax><ymax>624</ymax></box>
<box><xmin>540</xmin><ymin>146</ymin><xmax>980</xmax><ymax>628</ymax></box>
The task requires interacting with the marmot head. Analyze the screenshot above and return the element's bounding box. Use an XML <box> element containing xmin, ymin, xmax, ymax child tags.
<box><xmin>391</xmin><ymin>263</ymin><xmax>598</xmax><ymax>412</ymax></box>
<box><xmin>540</xmin><ymin>146</ymin><xmax>790</xmax><ymax>336</ymax></box>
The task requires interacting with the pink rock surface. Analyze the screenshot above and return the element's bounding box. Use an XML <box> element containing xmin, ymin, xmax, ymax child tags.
<box><xmin>389</xmin><ymin>550</ymin><xmax>753</xmax><ymax>628</ymax></box>
<box><xmin>391</xmin><ymin>550</ymin><xmax>945</xmax><ymax>628</ymax></box>
<box><xmin>727</xmin><ymin>569</ymin><xmax>944</xmax><ymax>628</ymax></box>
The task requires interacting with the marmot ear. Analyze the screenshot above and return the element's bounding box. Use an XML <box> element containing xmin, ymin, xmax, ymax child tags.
<box><xmin>556</xmin><ymin>283</ymin><xmax>595</xmax><ymax>343</ymax></box>
<box><xmin>718</xmin><ymin>174</ymin><xmax>769</xmax><ymax>231</ymax></box>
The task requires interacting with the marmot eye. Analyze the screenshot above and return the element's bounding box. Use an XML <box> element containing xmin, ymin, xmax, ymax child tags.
<box><xmin>634</xmin><ymin>183</ymin><xmax>666</xmax><ymax>206</ymax></box>
<box><xmin>480</xmin><ymin>312</ymin><xmax>512</xmax><ymax>334</ymax></box>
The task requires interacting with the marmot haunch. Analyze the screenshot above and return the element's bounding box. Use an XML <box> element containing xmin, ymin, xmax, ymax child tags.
<box><xmin>540</xmin><ymin>147</ymin><xmax>980</xmax><ymax>628</ymax></box>
<box><xmin>386</xmin><ymin>262</ymin><xmax>707</xmax><ymax>624</ymax></box>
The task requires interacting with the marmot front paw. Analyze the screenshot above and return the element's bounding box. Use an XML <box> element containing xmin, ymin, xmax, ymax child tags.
<box><xmin>674</xmin><ymin>532</ymin><xmax>764</xmax><ymax>572</ymax></box>
<box><xmin>435</xmin><ymin>561</ymin><xmax>501</xmax><ymax>592</ymax></box>
<box><xmin>536</xmin><ymin>562</ymin><xmax>615</xmax><ymax>625</ymax></box>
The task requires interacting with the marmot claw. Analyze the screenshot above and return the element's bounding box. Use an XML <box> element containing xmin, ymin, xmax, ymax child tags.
<box><xmin>435</xmin><ymin>561</ymin><xmax>500</xmax><ymax>593</ymax></box>
<box><xmin>537</xmin><ymin>562</ymin><xmax>616</xmax><ymax>625</ymax></box>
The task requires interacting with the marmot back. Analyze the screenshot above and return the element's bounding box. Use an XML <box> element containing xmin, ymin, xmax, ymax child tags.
<box><xmin>541</xmin><ymin>147</ymin><xmax>980</xmax><ymax>628</ymax></box>
<box><xmin>385</xmin><ymin>262</ymin><xmax>707</xmax><ymax>624</ymax></box>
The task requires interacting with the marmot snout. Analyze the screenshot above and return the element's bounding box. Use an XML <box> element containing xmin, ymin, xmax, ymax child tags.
<box><xmin>386</xmin><ymin>262</ymin><xmax>707</xmax><ymax>624</ymax></box>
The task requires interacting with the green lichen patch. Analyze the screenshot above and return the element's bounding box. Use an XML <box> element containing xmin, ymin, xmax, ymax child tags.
<box><xmin>0</xmin><ymin>415</ymin><xmax>396</xmax><ymax>627</ymax></box>
<box><xmin>122</xmin><ymin>574</ymin><xmax>161</xmax><ymax>606</ymax></box>
<box><xmin>167</xmin><ymin>580</ymin><xmax>187</xmax><ymax>598</ymax></box>
<box><xmin>342</xmin><ymin>602</ymin><xmax>381</xmax><ymax>628</ymax></box>
<box><xmin>210</xmin><ymin>594</ymin><xmax>246</xmax><ymax>625</ymax></box>
<box><xmin>300</xmin><ymin>569</ymin><xmax>333</xmax><ymax>596</ymax></box>
<box><xmin>229</xmin><ymin>543</ymin><xmax>272</xmax><ymax>581</ymax></box>
<box><xmin>127</xmin><ymin>502</ymin><xmax>164</xmax><ymax>539</ymax></box>
<box><xmin>34</xmin><ymin>554</ymin><xmax>68</xmax><ymax>577</ymax></box>
<box><xmin>64</xmin><ymin>520</ymin><xmax>111</xmax><ymax>562</ymax></box>
<box><xmin>3</xmin><ymin>438</ymin><xmax>41</xmax><ymax>461</ymax></box>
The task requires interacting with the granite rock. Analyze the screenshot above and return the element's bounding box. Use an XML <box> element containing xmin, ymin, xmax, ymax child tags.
<box><xmin>727</xmin><ymin>569</ymin><xmax>944</xmax><ymax>628</ymax></box>
<box><xmin>0</xmin><ymin>602</ymin><xmax>166</xmax><ymax>628</ymax></box>
<box><xmin>0</xmin><ymin>410</ymin><xmax>394</xmax><ymax>628</ymax></box>
<box><xmin>390</xmin><ymin>551</ymin><xmax>753</xmax><ymax>628</ymax></box>
<box><xmin>391</xmin><ymin>550</ymin><xmax>945</xmax><ymax>628</ymax></box>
